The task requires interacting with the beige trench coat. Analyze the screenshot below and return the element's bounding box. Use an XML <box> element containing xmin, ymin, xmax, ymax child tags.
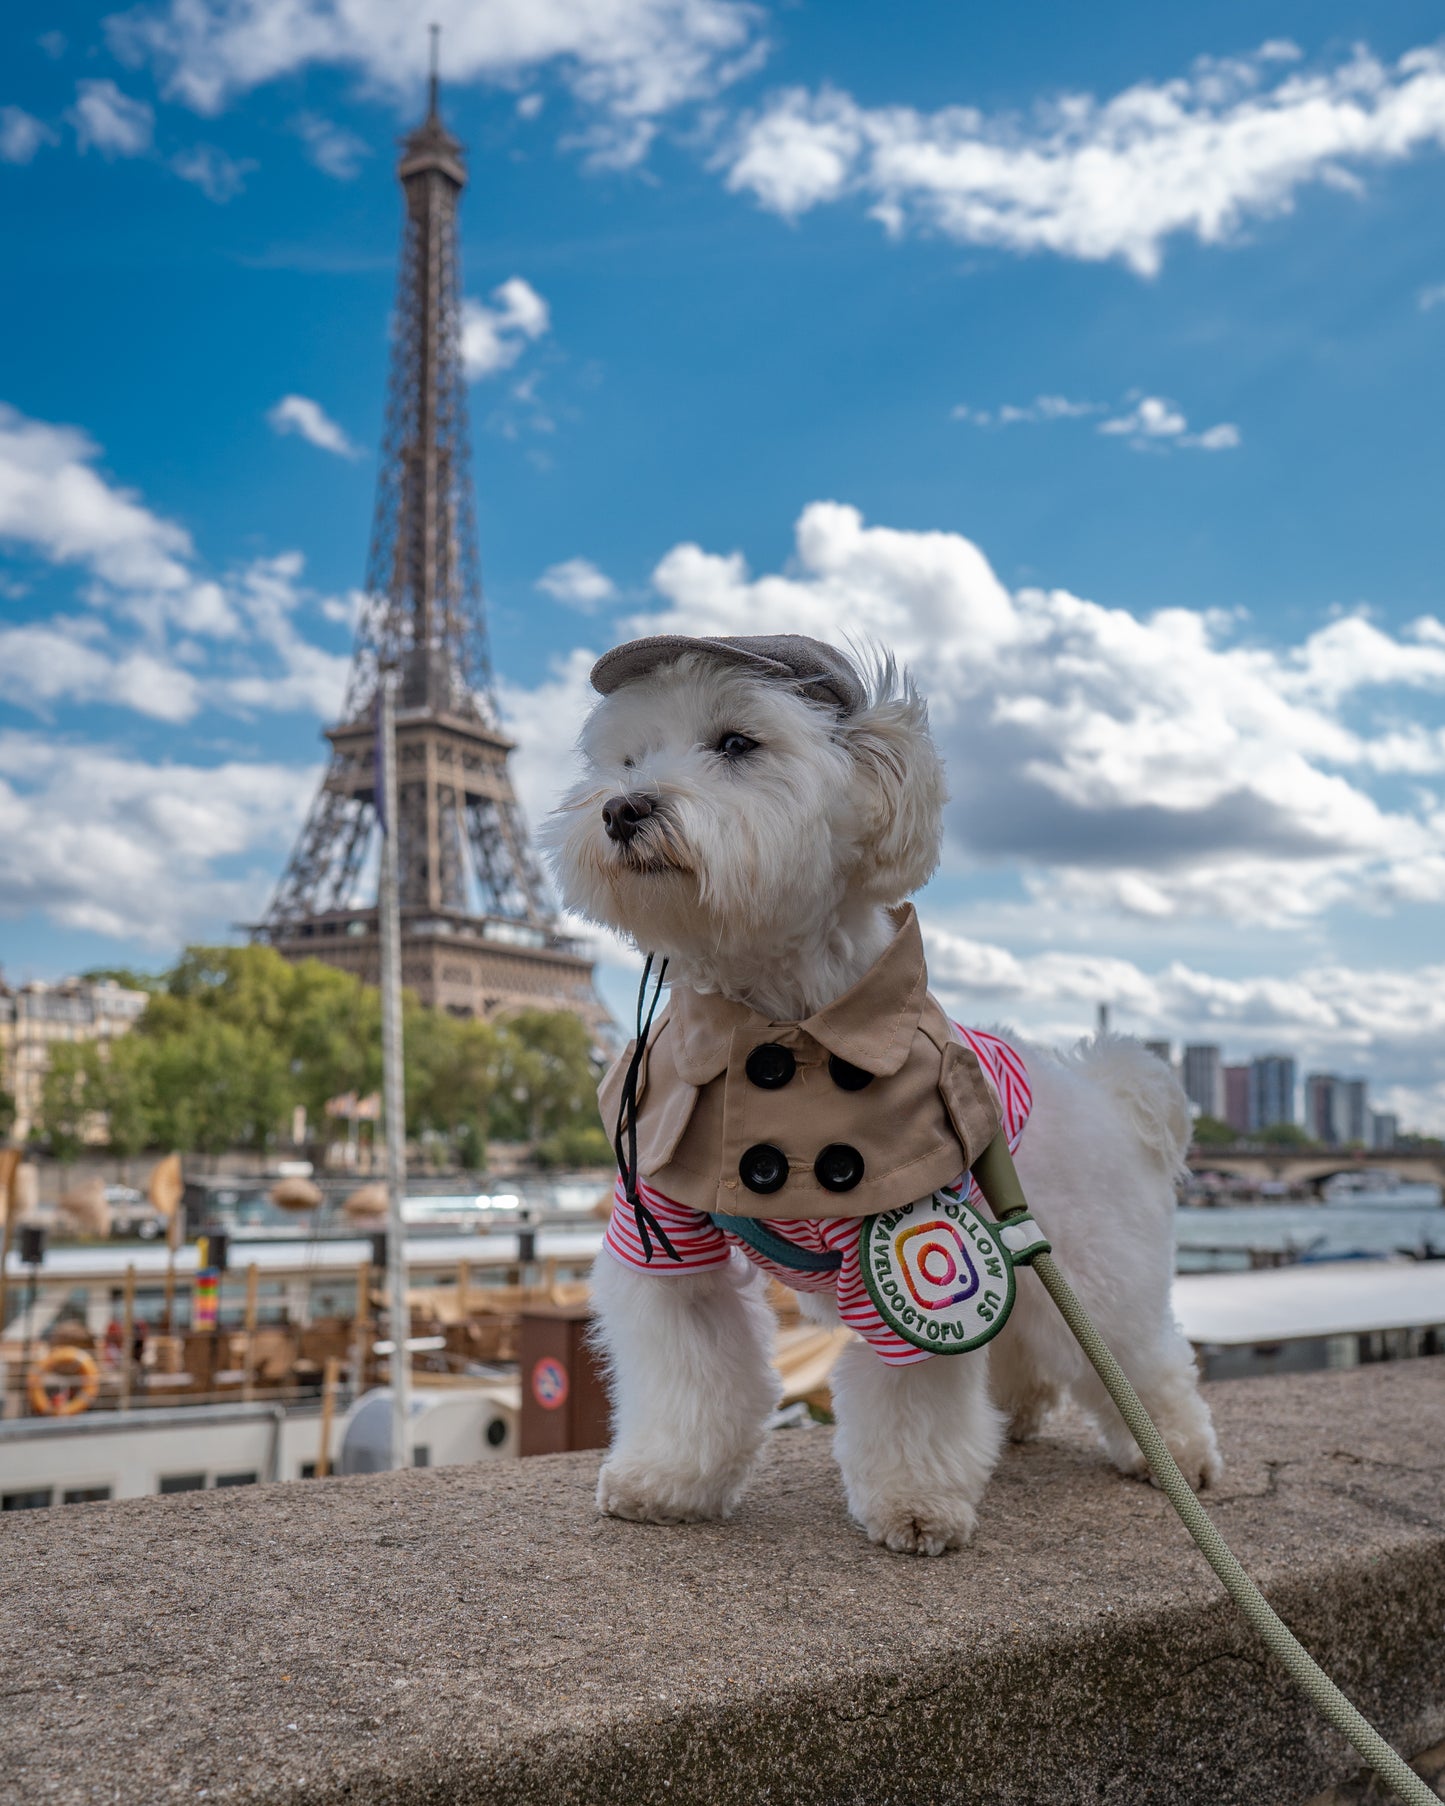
<box><xmin>598</xmin><ymin>905</ymin><xmax>1001</xmax><ymax>1221</ymax></box>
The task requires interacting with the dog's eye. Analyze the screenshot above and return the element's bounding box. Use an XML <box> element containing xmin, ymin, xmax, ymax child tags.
<box><xmin>714</xmin><ymin>732</ymin><xmax>758</xmax><ymax>760</ymax></box>
<box><xmin>621</xmin><ymin>756</ymin><xmax>635</xmax><ymax>770</ymax></box>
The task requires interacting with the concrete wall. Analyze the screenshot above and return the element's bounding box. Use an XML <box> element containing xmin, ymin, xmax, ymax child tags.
<box><xmin>2</xmin><ymin>1360</ymin><xmax>1442</xmax><ymax>1806</ymax></box>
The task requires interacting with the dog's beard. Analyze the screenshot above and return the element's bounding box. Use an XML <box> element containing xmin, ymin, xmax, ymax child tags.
<box><xmin>608</xmin><ymin>807</ymin><xmax>693</xmax><ymax>878</ymax></box>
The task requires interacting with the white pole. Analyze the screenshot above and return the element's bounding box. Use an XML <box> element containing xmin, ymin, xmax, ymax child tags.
<box><xmin>378</xmin><ymin>666</ymin><xmax>410</xmax><ymax>1471</ymax></box>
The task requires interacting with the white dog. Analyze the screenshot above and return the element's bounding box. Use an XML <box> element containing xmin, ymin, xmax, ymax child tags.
<box><xmin>545</xmin><ymin>635</ymin><xmax>1220</xmax><ymax>1557</ymax></box>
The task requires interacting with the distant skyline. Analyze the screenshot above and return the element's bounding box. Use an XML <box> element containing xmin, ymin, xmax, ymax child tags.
<box><xmin>1</xmin><ymin>2</ymin><xmax>1443</xmax><ymax>1129</ymax></box>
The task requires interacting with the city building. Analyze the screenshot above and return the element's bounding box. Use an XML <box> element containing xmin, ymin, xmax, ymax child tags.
<box><xmin>1249</xmin><ymin>1055</ymin><xmax>1297</xmax><ymax>1131</ymax></box>
<box><xmin>1341</xmin><ymin>1078</ymin><xmax>1369</xmax><ymax>1145</ymax></box>
<box><xmin>1370</xmin><ymin>1111</ymin><xmax>1399</xmax><ymax>1150</ymax></box>
<box><xmin>1143</xmin><ymin>1039</ymin><xmax>1173</xmax><ymax>1066</ymax></box>
<box><xmin>0</xmin><ymin>975</ymin><xmax>149</xmax><ymax>1142</ymax></box>
<box><xmin>1181</xmin><ymin>1044</ymin><xmax>1224</xmax><ymax>1119</ymax></box>
<box><xmin>1305</xmin><ymin>1073</ymin><xmax>1342</xmax><ymax>1144</ymax></box>
<box><xmin>1222</xmin><ymin>1065</ymin><xmax>1251</xmax><ymax>1135</ymax></box>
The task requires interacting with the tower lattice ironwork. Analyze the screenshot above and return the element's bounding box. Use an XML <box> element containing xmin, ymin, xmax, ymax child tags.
<box><xmin>254</xmin><ymin>66</ymin><xmax>602</xmax><ymax>1028</ymax></box>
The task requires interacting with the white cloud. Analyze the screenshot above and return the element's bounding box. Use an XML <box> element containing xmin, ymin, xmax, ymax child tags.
<box><xmin>0</xmin><ymin>403</ymin><xmax>352</xmax><ymax>720</ymax></box>
<box><xmin>171</xmin><ymin>141</ymin><xmax>255</xmax><ymax>200</ymax></box>
<box><xmin>1099</xmin><ymin>394</ymin><xmax>1240</xmax><ymax>450</ymax></box>
<box><xmin>294</xmin><ymin>111</ymin><xmax>369</xmax><ymax>180</ymax></box>
<box><xmin>0</xmin><ymin>731</ymin><xmax>312</xmax><ymax>943</ymax></box>
<box><xmin>497</xmin><ymin>647</ymin><xmax>600</xmax><ymax>843</ymax></box>
<box><xmin>461</xmin><ymin>279</ymin><xmax>551</xmax><ymax>380</ymax></box>
<box><xmin>0</xmin><ymin>622</ymin><xmax>202</xmax><ymax>724</ymax></box>
<box><xmin>1190</xmin><ymin>422</ymin><xmax>1241</xmax><ymax>451</ymax></box>
<box><xmin>0</xmin><ymin>402</ymin><xmax>195</xmax><ymax>595</ymax></box>
<box><xmin>69</xmin><ymin>78</ymin><xmax>154</xmax><ymax>158</ymax></box>
<box><xmin>0</xmin><ymin>107</ymin><xmax>58</xmax><ymax>164</ymax></box>
<box><xmin>537</xmin><ymin>557</ymin><xmax>616</xmax><ymax>612</ymax></box>
<box><xmin>615</xmin><ymin>501</ymin><xmax>1445</xmax><ymax>927</ymax></box>
<box><xmin>106</xmin><ymin>0</ymin><xmax>765</xmax><ymax>168</ymax></box>
<box><xmin>216</xmin><ymin>552</ymin><xmax>351</xmax><ymax>718</ymax></box>
<box><xmin>1420</xmin><ymin>280</ymin><xmax>1445</xmax><ymax>311</ymax></box>
<box><xmin>721</xmin><ymin>42</ymin><xmax>1445</xmax><ymax>275</ymax></box>
<box><xmin>266</xmin><ymin>394</ymin><xmax>362</xmax><ymax>459</ymax></box>
<box><xmin>921</xmin><ymin>926</ymin><xmax>1445</xmax><ymax>1132</ymax></box>
<box><xmin>1100</xmin><ymin>395</ymin><xmax>1188</xmax><ymax>439</ymax></box>
<box><xmin>517</xmin><ymin>93</ymin><xmax>545</xmax><ymax>122</ymax></box>
<box><xmin>953</xmin><ymin>391</ymin><xmax>1237</xmax><ymax>450</ymax></box>
<box><xmin>953</xmin><ymin>394</ymin><xmax>1103</xmax><ymax>427</ymax></box>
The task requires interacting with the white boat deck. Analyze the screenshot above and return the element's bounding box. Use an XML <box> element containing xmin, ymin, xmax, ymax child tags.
<box><xmin>1173</xmin><ymin>1261</ymin><xmax>1445</xmax><ymax>1345</ymax></box>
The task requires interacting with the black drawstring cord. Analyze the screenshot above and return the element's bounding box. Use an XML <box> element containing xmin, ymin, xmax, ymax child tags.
<box><xmin>613</xmin><ymin>952</ymin><xmax>679</xmax><ymax>1263</ymax></box>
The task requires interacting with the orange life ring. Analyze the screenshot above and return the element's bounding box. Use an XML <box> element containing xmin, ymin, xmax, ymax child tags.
<box><xmin>28</xmin><ymin>1346</ymin><xmax>101</xmax><ymax>1417</ymax></box>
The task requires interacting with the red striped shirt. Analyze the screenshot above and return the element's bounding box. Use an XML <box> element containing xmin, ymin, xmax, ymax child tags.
<box><xmin>604</xmin><ymin>1026</ymin><xmax>1032</xmax><ymax>1365</ymax></box>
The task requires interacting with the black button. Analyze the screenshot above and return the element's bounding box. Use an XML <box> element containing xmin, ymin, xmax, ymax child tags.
<box><xmin>739</xmin><ymin>1144</ymin><xmax>789</xmax><ymax>1194</ymax></box>
<box><xmin>745</xmin><ymin>1043</ymin><xmax>796</xmax><ymax>1089</ymax></box>
<box><xmin>827</xmin><ymin>1054</ymin><xmax>873</xmax><ymax>1091</ymax></box>
<box><xmin>814</xmin><ymin>1144</ymin><xmax>865</xmax><ymax>1192</ymax></box>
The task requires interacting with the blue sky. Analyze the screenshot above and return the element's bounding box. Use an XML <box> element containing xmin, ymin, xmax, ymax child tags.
<box><xmin>1</xmin><ymin>1</ymin><xmax>1443</xmax><ymax>1128</ymax></box>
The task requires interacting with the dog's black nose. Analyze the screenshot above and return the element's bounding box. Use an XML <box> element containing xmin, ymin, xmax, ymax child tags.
<box><xmin>602</xmin><ymin>792</ymin><xmax>656</xmax><ymax>844</ymax></box>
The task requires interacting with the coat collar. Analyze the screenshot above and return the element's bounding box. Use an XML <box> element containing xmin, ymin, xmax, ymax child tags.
<box><xmin>667</xmin><ymin>904</ymin><xmax>929</xmax><ymax>1085</ymax></box>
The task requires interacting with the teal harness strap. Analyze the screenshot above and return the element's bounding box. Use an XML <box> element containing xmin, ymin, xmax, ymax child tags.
<box><xmin>710</xmin><ymin>1213</ymin><xmax>843</xmax><ymax>1274</ymax></box>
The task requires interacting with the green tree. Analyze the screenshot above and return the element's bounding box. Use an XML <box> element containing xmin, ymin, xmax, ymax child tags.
<box><xmin>1190</xmin><ymin>1115</ymin><xmax>1238</xmax><ymax>1147</ymax></box>
<box><xmin>1256</xmin><ymin>1121</ymin><xmax>1310</xmax><ymax>1147</ymax></box>
<box><xmin>0</xmin><ymin>1087</ymin><xmax>15</xmax><ymax>1142</ymax></box>
<box><xmin>489</xmin><ymin>1009</ymin><xmax>602</xmax><ymax>1142</ymax></box>
<box><xmin>407</xmin><ymin>1012</ymin><xmax>500</xmax><ymax>1145</ymax></box>
<box><xmin>79</xmin><ymin>965</ymin><xmax>163</xmax><ymax>994</ymax></box>
<box><xmin>83</xmin><ymin>1035</ymin><xmax>153</xmax><ymax>1157</ymax></box>
<box><xmin>39</xmin><ymin>1043</ymin><xmax>100</xmax><ymax>1162</ymax></box>
<box><xmin>48</xmin><ymin>941</ymin><xmax>612</xmax><ymax>1167</ymax></box>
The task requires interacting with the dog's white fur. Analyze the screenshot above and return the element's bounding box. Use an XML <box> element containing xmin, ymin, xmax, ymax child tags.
<box><xmin>545</xmin><ymin>650</ymin><xmax>1220</xmax><ymax>1556</ymax></box>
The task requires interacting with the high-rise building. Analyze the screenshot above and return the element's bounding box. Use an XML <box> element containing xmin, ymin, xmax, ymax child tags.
<box><xmin>1341</xmin><ymin>1078</ymin><xmax>1369</xmax><ymax>1145</ymax></box>
<box><xmin>254</xmin><ymin>66</ymin><xmax>603</xmax><ymax>1031</ymax></box>
<box><xmin>1143</xmin><ymin>1039</ymin><xmax>1173</xmax><ymax>1066</ymax></box>
<box><xmin>1305</xmin><ymin>1073</ymin><xmax>1342</xmax><ymax>1144</ymax></box>
<box><xmin>1181</xmin><ymin>1044</ymin><xmax>1223</xmax><ymax>1119</ymax></box>
<box><xmin>1222</xmin><ymin>1065</ymin><xmax>1251</xmax><ymax>1135</ymax></box>
<box><xmin>1249</xmin><ymin>1055</ymin><xmax>1296</xmax><ymax>1131</ymax></box>
<box><xmin>1370</xmin><ymin>1110</ymin><xmax>1399</xmax><ymax>1150</ymax></box>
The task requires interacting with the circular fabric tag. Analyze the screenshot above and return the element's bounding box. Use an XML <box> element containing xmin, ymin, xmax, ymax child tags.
<box><xmin>860</xmin><ymin>1192</ymin><xmax>1016</xmax><ymax>1354</ymax></box>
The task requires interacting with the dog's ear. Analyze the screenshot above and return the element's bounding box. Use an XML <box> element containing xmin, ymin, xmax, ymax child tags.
<box><xmin>839</xmin><ymin>661</ymin><xmax>946</xmax><ymax>901</ymax></box>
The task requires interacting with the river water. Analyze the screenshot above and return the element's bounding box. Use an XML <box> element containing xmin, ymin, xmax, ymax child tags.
<box><xmin>1175</xmin><ymin>1201</ymin><xmax>1445</xmax><ymax>1272</ymax></box>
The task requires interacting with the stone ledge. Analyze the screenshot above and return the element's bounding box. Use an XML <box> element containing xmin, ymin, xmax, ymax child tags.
<box><xmin>3</xmin><ymin>1361</ymin><xmax>1443</xmax><ymax>1806</ymax></box>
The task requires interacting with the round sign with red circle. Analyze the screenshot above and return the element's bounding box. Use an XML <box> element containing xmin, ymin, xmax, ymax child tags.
<box><xmin>531</xmin><ymin>1355</ymin><xmax>569</xmax><ymax>1410</ymax></box>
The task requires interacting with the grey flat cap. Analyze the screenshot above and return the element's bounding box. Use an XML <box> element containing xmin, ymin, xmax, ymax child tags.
<box><xmin>590</xmin><ymin>634</ymin><xmax>865</xmax><ymax>715</ymax></box>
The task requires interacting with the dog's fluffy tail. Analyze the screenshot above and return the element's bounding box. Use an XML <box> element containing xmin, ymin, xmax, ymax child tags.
<box><xmin>1069</xmin><ymin>1033</ymin><xmax>1193</xmax><ymax>1177</ymax></box>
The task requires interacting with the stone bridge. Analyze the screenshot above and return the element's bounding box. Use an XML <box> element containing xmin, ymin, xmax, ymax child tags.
<box><xmin>1186</xmin><ymin>1146</ymin><xmax>1445</xmax><ymax>1189</ymax></box>
<box><xmin>3</xmin><ymin>1360</ymin><xmax>1443</xmax><ymax>1805</ymax></box>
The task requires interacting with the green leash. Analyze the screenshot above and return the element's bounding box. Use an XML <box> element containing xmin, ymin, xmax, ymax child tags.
<box><xmin>967</xmin><ymin>1134</ymin><xmax>1437</xmax><ymax>1806</ymax></box>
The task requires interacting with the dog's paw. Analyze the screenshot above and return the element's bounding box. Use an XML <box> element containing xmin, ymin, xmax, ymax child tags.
<box><xmin>858</xmin><ymin>1498</ymin><xmax>978</xmax><ymax>1557</ymax></box>
<box><xmin>1153</xmin><ymin>1436</ymin><xmax>1223</xmax><ymax>1493</ymax></box>
<box><xmin>596</xmin><ymin>1457</ymin><xmax>745</xmax><ymax>1526</ymax></box>
<box><xmin>1115</xmin><ymin>1434</ymin><xmax>1223</xmax><ymax>1492</ymax></box>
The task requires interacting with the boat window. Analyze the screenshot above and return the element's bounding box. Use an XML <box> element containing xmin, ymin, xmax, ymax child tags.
<box><xmin>3</xmin><ymin>1489</ymin><xmax>54</xmax><ymax>1511</ymax></box>
<box><xmin>215</xmin><ymin>1472</ymin><xmax>258</xmax><ymax>1487</ymax></box>
<box><xmin>62</xmin><ymin>1486</ymin><xmax>112</xmax><ymax>1505</ymax></box>
<box><xmin>158</xmin><ymin>1473</ymin><xmax>207</xmax><ymax>1494</ymax></box>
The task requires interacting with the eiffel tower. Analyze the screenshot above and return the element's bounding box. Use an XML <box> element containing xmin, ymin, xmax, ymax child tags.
<box><xmin>255</xmin><ymin>54</ymin><xmax>602</xmax><ymax>1029</ymax></box>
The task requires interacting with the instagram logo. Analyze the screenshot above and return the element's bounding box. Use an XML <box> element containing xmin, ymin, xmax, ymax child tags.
<box><xmin>895</xmin><ymin>1219</ymin><xmax>979</xmax><ymax>1312</ymax></box>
